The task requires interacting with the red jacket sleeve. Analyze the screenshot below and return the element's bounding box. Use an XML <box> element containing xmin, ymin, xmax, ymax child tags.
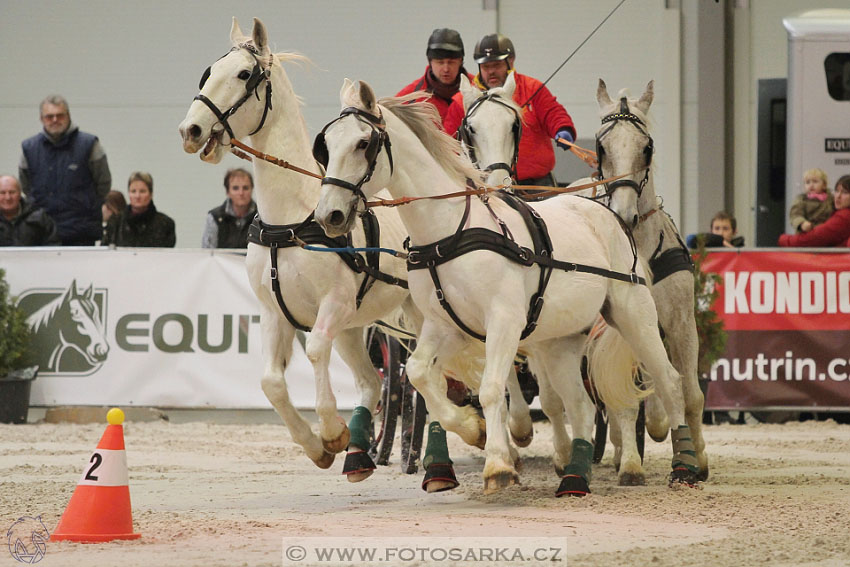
<box><xmin>778</xmin><ymin>208</ymin><xmax>850</xmax><ymax>247</ymax></box>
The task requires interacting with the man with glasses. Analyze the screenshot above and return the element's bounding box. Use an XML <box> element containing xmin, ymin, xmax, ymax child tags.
<box><xmin>19</xmin><ymin>95</ymin><xmax>112</xmax><ymax>245</ymax></box>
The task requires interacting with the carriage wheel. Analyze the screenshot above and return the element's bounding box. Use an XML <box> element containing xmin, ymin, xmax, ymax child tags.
<box><xmin>366</xmin><ymin>329</ymin><xmax>402</xmax><ymax>466</ymax></box>
<box><xmin>636</xmin><ymin>399</ymin><xmax>646</xmax><ymax>463</ymax></box>
<box><xmin>592</xmin><ymin>406</ymin><xmax>608</xmax><ymax>464</ymax></box>
<box><xmin>399</xmin><ymin>367</ymin><xmax>427</xmax><ymax>474</ymax></box>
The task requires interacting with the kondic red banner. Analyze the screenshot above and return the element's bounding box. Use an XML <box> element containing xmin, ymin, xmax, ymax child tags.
<box><xmin>699</xmin><ymin>250</ymin><xmax>850</xmax><ymax>409</ymax></box>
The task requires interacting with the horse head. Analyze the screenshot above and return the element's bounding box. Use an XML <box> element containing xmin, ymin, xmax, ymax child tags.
<box><xmin>596</xmin><ymin>79</ymin><xmax>655</xmax><ymax>229</ymax></box>
<box><xmin>179</xmin><ymin>17</ymin><xmax>274</xmax><ymax>163</ymax></box>
<box><xmin>315</xmin><ymin>79</ymin><xmax>391</xmax><ymax>237</ymax></box>
<box><xmin>459</xmin><ymin>73</ymin><xmax>522</xmax><ymax>187</ymax></box>
<box><xmin>62</xmin><ymin>280</ymin><xmax>109</xmax><ymax>366</ymax></box>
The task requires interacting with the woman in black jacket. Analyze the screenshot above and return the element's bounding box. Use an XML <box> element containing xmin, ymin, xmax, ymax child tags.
<box><xmin>103</xmin><ymin>172</ymin><xmax>175</xmax><ymax>247</ymax></box>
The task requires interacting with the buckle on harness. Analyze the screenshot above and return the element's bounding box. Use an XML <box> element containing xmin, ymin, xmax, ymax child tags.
<box><xmin>270</xmin><ymin>267</ymin><xmax>278</xmax><ymax>280</ymax></box>
<box><xmin>408</xmin><ymin>250</ymin><xmax>420</xmax><ymax>265</ymax></box>
<box><xmin>435</xmin><ymin>244</ymin><xmax>444</xmax><ymax>258</ymax></box>
<box><xmin>285</xmin><ymin>228</ymin><xmax>295</xmax><ymax>241</ymax></box>
<box><xmin>630</xmin><ymin>272</ymin><xmax>640</xmax><ymax>284</ymax></box>
<box><xmin>435</xmin><ymin>289</ymin><xmax>444</xmax><ymax>301</ymax></box>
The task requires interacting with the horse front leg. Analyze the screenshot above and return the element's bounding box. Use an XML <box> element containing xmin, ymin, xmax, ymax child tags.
<box><xmin>333</xmin><ymin>326</ymin><xmax>383</xmax><ymax>482</ymax></box>
<box><xmin>478</xmin><ymin>316</ymin><xmax>524</xmax><ymax>494</ymax></box>
<box><xmin>258</xmin><ymin>306</ymin><xmax>332</xmax><ymax>468</ymax></box>
<box><xmin>406</xmin><ymin>321</ymin><xmax>484</xmax><ymax>448</ymax></box>
<box><xmin>530</xmin><ymin>363</ymin><xmax>572</xmax><ymax>477</ymax></box>
<box><xmin>505</xmin><ymin>364</ymin><xmax>533</xmax><ymax>448</ymax></box>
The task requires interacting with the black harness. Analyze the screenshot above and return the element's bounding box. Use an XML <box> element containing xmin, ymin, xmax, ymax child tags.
<box><xmin>596</xmin><ymin>97</ymin><xmax>653</xmax><ymax>201</ymax></box>
<box><xmin>647</xmin><ymin>225</ymin><xmax>694</xmax><ymax>284</ymax></box>
<box><xmin>459</xmin><ymin>92</ymin><xmax>522</xmax><ymax>179</ymax></box>
<box><xmin>406</xmin><ymin>189</ymin><xmax>645</xmax><ymax>342</ymax></box>
<box><xmin>247</xmin><ymin>212</ymin><xmax>407</xmax><ymax>332</ymax></box>
<box><xmin>195</xmin><ymin>44</ymin><xmax>273</xmax><ymax>142</ymax></box>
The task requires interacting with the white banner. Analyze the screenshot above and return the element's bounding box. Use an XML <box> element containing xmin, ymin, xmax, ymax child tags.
<box><xmin>0</xmin><ymin>248</ymin><xmax>357</xmax><ymax>409</ymax></box>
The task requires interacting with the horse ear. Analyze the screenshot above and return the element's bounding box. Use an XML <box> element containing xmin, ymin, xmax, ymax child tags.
<box><xmin>230</xmin><ymin>17</ymin><xmax>245</xmax><ymax>44</ymax></box>
<box><xmin>356</xmin><ymin>81</ymin><xmax>378</xmax><ymax>113</ymax></box>
<box><xmin>65</xmin><ymin>279</ymin><xmax>78</xmax><ymax>300</ymax></box>
<box><xmin>502</xmin><ymin>72</ymin><xmax>517</xmax><ymax>99</ymax></box>
<box><xmin>636</xmin><ymin>80</ymin><xmax>654</xmax><ymax>113</ymax></box>
<box><xmin>597</xmin><ymin>78</ymin><xmax>613</xmax><ymax>109</ymax></box>
<box><xmin>251</xmin><ymin>17</ymin><xmax>269</xmax><ymax>56</ymax></box>
<box><xmin>459</xmin><ymin>75</ymin><xmax>480</xmax><ymax>110</ymax></box>
<box><xmin>83</xmin><ymin>284</ymin><xmax>94</xmax><ymax>300</ymax></box>
<box><xmin>340</xmin><ymin>78</ymin><xmax>356</xmax><ymax>108</ymax></box>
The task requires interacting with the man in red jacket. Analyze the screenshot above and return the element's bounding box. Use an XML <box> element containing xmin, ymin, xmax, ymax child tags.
<box><xmin>397</xmin><ymin>28</ymin><xmax>473</xmax><ymax>132</ymax></box>
<box><xmin>469</xmin><ymin>33</ymin><xmax>577</xmax><ymax>187</ymax></box>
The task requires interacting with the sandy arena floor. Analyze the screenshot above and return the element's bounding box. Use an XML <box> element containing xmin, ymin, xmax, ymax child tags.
<box><xmin>2</xmin><ymin>414</ymin><xmax>849</xmax><ymax>567</ymax></box>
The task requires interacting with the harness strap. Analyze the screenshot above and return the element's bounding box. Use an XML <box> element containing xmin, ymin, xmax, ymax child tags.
<box><xmin>248</xmin><ymin>214</ymin><xmax>407</xmax><ymax>332</ymax></box>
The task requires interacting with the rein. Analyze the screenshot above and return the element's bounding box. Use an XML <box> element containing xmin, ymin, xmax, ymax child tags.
<box><xmin>229</xmin><ymin>139</ymin><xmax>323</xmax><ymax>180</ymax></box>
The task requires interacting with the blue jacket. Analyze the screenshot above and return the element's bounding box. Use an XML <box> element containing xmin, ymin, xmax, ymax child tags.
<box><xmin>21</xmin><ymin>125</ymin><xmax>109</xmax><ymax>245</ymax></box>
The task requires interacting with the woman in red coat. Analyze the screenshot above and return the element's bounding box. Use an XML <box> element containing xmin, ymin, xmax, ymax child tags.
<box><xmin>779</xmin><ymin>174</ymin><xmax>850</xmax><ymax>247</ymax></box>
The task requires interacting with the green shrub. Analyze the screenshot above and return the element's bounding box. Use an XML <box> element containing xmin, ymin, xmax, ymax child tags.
<box><xmin>0</xmin><ymin>268</ymin><xmax>32</xmax><ymax>376</ymax></box>
<box><xmin>692</xmin><ymin>238</ymin><xmax>727</xmax><ymax>375</ymax></box>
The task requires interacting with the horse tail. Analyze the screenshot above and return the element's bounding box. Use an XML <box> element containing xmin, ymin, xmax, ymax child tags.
<box><xmin>585</xmin><ymin>320</ymin><xmax>653</xmax><ymax>412</ymax></box>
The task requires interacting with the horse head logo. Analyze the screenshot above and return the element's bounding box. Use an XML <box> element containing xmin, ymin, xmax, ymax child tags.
<box><xmin>20</xmin><ymin>281</ymin><xmax>109</xmax><ymax>375</ymax></box>
<box><xmin>6</xmin><ymin>515</ymin><xmax>49</xmax><ymax>564</ymax></box>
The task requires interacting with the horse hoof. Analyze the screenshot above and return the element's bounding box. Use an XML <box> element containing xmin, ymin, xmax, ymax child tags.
<box><xmin>554</xmin><ymin>464</ymin><xmax>566</xmax><ymax>478</ymax></box>
<box><xmin>422</xmin><ymin>463</ymin><xmax>459</xmax><ymax>493</ymax></box>
<box><xmin>511</xmin><ymin>429</ymin><xmax>533</xmax><ymax>448</ymax></box>
<box><xmin>322</xmin><ymin>422</ymin><xmax>351</xmax><ymax>454</ymax></box>
<box><xmin>668</xmin><ymin>467</ymin><xmax>702</xmax><ymax>489</ymax></box>
<box><xmin>313</xmin><ymin>451</ymin><xmax>336</xmax><ymax>469</ymax></box>
<box><xmin>342</xmin><ymin>450</ymin><xmax>376</xmax><ymax>481</ymax></box>
<box><xmin>556</xmin><ymin>474</ymin><xmax>591</xmax><ymax>497</ymax></box>
<box><xmin>618</xmin><ymin>471</ymin><xmax>646</xmax><ymax>486</ymax></box>
<box><xmin>483</xmin><ymin>471</ymin><xmax>519</xmax><ymax>494</ymax></box>
<box><xmin>647</xmin><ymin>427</ymin><xmax>669</xmax><ymax>443</ymax></box>
<box><xmin>696</xmin><ymin>465</ymin><xmax>710</xmax><ymax>482</ymax></box>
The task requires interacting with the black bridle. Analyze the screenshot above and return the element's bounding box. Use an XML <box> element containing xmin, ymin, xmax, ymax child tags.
<box><xmin>459</xmin><ymin>92</ymin><xmax>522</xmax><ymax>179</ymax></box>
<box><xmin>312</xmin><ymin>107</ymin><xmax>393</xmax><ymax>201</ymax></box>
<box><xmin>596</xmin><ymin>97</ymin><xmax>653</xmax><ymax>200</ymax></box>
<box><xmin>194</xmin><ymin>44</ymin><xmax>273</xmax><ymax>142</ymax></box>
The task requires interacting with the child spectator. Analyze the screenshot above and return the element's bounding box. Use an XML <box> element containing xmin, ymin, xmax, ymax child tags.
<box><xmin>789</xmin><ymin>168</ymin><xmax>833</xmax><ymax>233</ymax></box>
<box><xmin>686</xmin><ymin>211</ymin><xmax>745</xmax><ymax>249</ymax></box>
<box><xmin>779</xmin><ymin>175</ymin><xmax>850</xmax><ymax>247</ymax></box>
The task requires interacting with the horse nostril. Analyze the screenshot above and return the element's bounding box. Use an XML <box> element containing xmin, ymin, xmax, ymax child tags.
<box><xmin>632</xmin><ymin>215</ymin><xmax>639</xmax><ymax>228</ymax></box>
<box><xmin>189</xmin><ymin>124</ymin><xmax>202</xmax><ymax>140</ymax></box>
<box><xmin>329</xmin><ymin>210</ymin><xmax>346</xmax><ymax>227</ymax></box>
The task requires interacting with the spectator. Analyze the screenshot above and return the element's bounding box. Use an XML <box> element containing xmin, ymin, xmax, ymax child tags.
<box><xmin>469</xmin><ymin>33</ymin><xmax>577</xmax><ymax>187</ymax></box>
<box><xmin>789</xmin><ymin>168</ymin><xmax>833</xmax><ymax>233</ymax></box>
<box><xmin>779</xmin><ymin>175</ymin><xmax>850</xmax><ymax>247</ymax></box>
<box><xmin>397</xmin><ymin>28</ymin><xmax>473</xmax><ymax>133</ymax></box>
<box><xmin>19</xmin><ymin>95</ymin><xmax>111</xmax><ymax>245</ymax></box>
<box><xmin>101</xmin><ymin>190</ymin><xmax>127</xmax><ymax>244</ymax></box>
<box><xmin>103</xmin><ymin>172</ymin><xmax>176</xmax><ymax>248</ymax></box>
<box><xmin>0</xmin><ymin>175</ymin><xmax>60</xmax><ymax>246</ymax></box>
<box><xmin>686</xmin><ymin>211</ymin><xmax>745</xmax><ymax>249</ymax></box>
<box><xmin>201</xmin><ymin>168</ymin><xmax>257</xmax><ymax>248</ymax></box>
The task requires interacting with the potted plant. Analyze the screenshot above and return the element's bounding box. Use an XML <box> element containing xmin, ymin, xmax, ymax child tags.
<box><xmin>692</xmin><ymin>238</ymin><xmax>728</xmax><ymax>375</ymax></box>
<box><xmin>0</xmin><ymin>267</ymin><xmax>37</xmax><ymax>424</ymax></box>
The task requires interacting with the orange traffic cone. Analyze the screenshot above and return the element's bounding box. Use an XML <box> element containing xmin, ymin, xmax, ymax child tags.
<box><xmin>51</xmin><ymin>408</ymin><xmax>141</xmax><ymax>543</ymax></box>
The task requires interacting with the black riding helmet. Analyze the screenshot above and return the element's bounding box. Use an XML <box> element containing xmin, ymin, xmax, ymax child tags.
<box><xmin>426</xmin><ymin>28</ymin><xmax>464</xmax><ymax>60</ymax></box>
<box><xmin>473</xmin><ymin>34</ymin><xmax>515</xmax><ymax>66</ymax></box>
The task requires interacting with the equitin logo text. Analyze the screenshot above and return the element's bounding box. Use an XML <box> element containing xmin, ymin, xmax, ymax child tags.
<box><xmin>17</xmin><ymin>281</ymin><xmax>109</xmax><ymax>376</ymax></box>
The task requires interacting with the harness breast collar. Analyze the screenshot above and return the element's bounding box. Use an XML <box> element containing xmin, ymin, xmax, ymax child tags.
<box><xmin>459</xmin><ymin>92</ymin><xmax>522</xmax><ymax>179</ymax></box>
<box><xmin>194</xmin><ymin>44</ymin><xmax>274</xmax><ymax>142</ymax></box>
<box><xmin>247</xmin><ymin>212</ymin><xmax>407</xmax><ymax>332</ymax></box>
<box><xmin>406</xmin><ymin>187</ymin><xmax>645</xmax><ymax>343</ymax></box>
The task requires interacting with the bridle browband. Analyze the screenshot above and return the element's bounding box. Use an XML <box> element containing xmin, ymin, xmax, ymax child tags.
<box><xmin>194</xmin><ymin>44</ymin><xmax>273</xmax><ymax>143</ymax></box>
<box><xmin>312</xmin><ymin>107</ymin><xmax>394</xmax><ymax>202</ymax></box>
<box><xmin>596</xmin><ymin>96</ymin><xmax>653</xmax><ymax>202</ymax></box>
<box><xmin>459</xmin><ymin>92</ymin><xmax>522</xmax><ymax>180</ymax></box>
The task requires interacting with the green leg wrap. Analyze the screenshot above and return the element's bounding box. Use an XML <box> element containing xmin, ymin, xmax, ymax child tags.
<box><xmin>561</xmin><ymin>438</ymin><xmax>594</xmax><ymax>482</ymax></box>
<box><xmin>422</xmin><ymin>421</ymin><xmax>452</xmax><ymax>469</ymax></box>
<box><xmin>348</xmin><ymin>406</ymin><xmax>372</xmax><ymax>451</ymax></box>
<box><xmin>671</xmin><ymin>425</ymin><xmax>699</xmax><ymax>473</ymax></box>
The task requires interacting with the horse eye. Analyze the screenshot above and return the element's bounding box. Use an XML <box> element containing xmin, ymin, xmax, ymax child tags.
<box><xmin>238</xmin><ymin>70</ymin><xmax>251</xmax><ymax>81</ymax></box>
<box><xmin>356</xmin><ymin>139</ymin><xmax>369</xmax><ymax>150</ymax></box>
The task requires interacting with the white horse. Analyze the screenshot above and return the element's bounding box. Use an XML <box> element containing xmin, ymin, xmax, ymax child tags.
<box><xmin>177</xmin><ymin>18</ymin><xmax>533</xmax><ymax>489</ymax></box>
<box><xmin>313</xmin><ymin>79</ymin><xmax>700</xmax><ymax>495</ymax></box>
<box><xmin>591</xmin><ymin>79</ymin><xmax>708</xmax><ymax>481</ymax></box>
<box><xmin>457</xmin><ymin>75</ymin><xmax>708</xmax><ymax>486</ymax></box>
<box><xmin>178</xmin><ymin>18</ymin><xmax>412</xmax><ymax>480</ymax></box>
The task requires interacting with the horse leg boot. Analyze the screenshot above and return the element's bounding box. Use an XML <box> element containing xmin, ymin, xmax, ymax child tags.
<box><xmin>334</xmin><ymin>327</ymin><xmax>383</xmax><ymax>482</ymax></box>
<box><xmin>421</xmin><ymin>421</ymin><xmax>460</xmax><ymax>492</ymax></box>
<box><xmin>259</xmin><ymin>313</ymin><xmax>334</xmax><ymax>468</ymax></box>
<box><xmin>609</xmin><ymin>405</ymin><xmax>645</xmax><ymax>485</ymax></box>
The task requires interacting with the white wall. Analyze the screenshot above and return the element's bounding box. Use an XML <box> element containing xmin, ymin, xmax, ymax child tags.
<box><xmin>1</xmin><ymin>0</ymin><xmax>677</xmax><ymax>246</ymax></box>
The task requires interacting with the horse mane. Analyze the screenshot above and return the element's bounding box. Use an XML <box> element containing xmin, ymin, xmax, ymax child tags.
<box><xmin>378</xmin><ymin>93</ymin><xmax>483</xmax><ymax>186</ymax></box>
<box><xmin>27</xmin><ymin>291</ymin><xmax>66</xmax><ymax>333</ymax></box>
